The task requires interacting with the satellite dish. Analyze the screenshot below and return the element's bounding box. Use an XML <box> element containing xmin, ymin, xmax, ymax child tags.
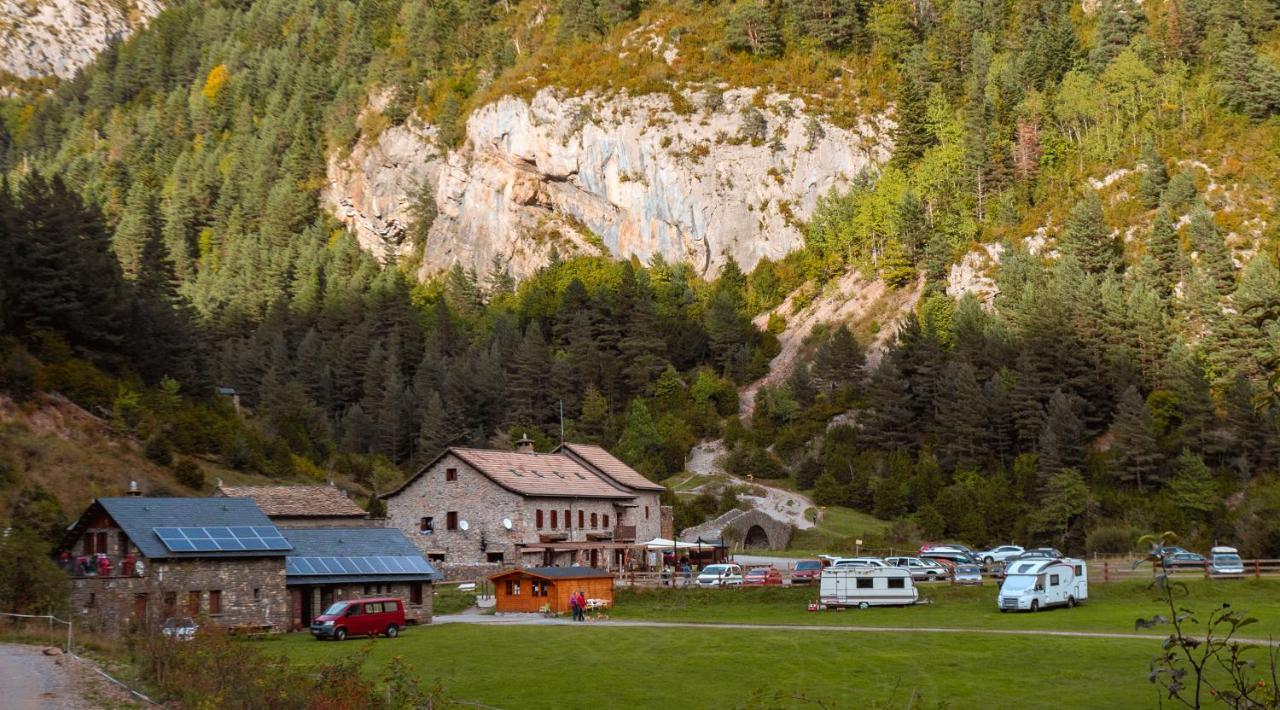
<box><xmin>502</xmin><ymin>518</ymin><xmax>513</xmax><ymax>530</ymax></box>
<box><xmin>459</xmin><ymin>520</ymin><xmax>470</xmax><ymax>531</ymax></box>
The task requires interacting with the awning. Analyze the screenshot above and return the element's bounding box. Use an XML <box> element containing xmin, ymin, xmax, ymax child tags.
<box><xmin>640</xmin><ymin>538</ymin><xmax>703</xmax><ymax>551</ymax></box>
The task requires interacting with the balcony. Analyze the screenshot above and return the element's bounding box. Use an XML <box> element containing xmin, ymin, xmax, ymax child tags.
<box><xmin>62</xmin><ymin>555</ymin><xmax>146</xmax><ymax>579</ymax></box>
<box><xmin>614</xmin><ymin>525</ymin><xmax>637</xmax><ymax>543</ymax></box>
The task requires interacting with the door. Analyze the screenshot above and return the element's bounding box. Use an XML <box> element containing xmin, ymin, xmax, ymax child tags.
<box><xmin>133</xmin><ymin>593</ymin><xmax>148</xmax><ymax>624</ymax></box>
<box><xmin>300</xmin><ymin>588</ymin><xmax>313</xmax><ymax>627</ymax></box>
<box><xmin>344</xmin><ymin>604</ymin><xmax>364</xmax><ymax>634</ymax></box>
<box><xmin>289</xmin><ymin>588</ymin><xmax>302</xmax><ymax>630</ymax></box>
<box><xmin>590</xmin><ymin>548</ymin><xmax>599</xmax><ymax>568</ymax></box>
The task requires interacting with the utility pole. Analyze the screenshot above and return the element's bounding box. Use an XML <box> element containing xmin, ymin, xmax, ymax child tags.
<box><xmin>559</xmin><ymin>400</ymin><xmax>564</xmax><ymax>446</ymax></box>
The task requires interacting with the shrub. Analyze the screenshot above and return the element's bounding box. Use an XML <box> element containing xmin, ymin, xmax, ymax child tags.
<box><xmin>144</xmin><ymin>434</ymin><xmax>174</xmax><ymax>467</ymax></box>
<box><xmin>172</xmin><ymin>457</ymin><xmax>205</xmax><ymax>490</ymax></box>
<box><xmin>1085</xmin><ymin>525</ymin><xmax>1143</xmax><ymax>554</ymax></box>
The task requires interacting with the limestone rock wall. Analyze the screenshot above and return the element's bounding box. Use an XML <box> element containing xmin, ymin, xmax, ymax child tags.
<box><xmin>0</xmin><ymin>0</ymin><xmax>162</xmax><ymax>80</ymax></box>
<box><xmin>326</xmin><ymin>87</ymin><xmax>892</xmax><ymax>280</ymax></box>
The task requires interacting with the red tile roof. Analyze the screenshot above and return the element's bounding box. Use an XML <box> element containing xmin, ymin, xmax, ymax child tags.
<box><xmin>449</xmin><ymin>448</ymin><xmax>633</xmax><ymax>498</ymax></box>
<box><xmin>216</xmin><ymin>485</ymin><xmax>367</xmax><ymax>518</ymax></box>
<box><xmin>558</xmin><ymin>443</ymin><xmax>666</xmax><ymax>492</ymax></box>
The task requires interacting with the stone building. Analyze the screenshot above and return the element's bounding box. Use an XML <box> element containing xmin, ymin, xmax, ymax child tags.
<box><xmin>59</xmin><ymin>496</ymin><xmax>290</xmax><ymax>634</ymax></box>
<box><xmin>215</xmin><ymin>484</ymin><xmax>372</xmax><ymax>528</ymax></box>
<box><xmin>381</xmin><ymin>439</ymin><xmax>666</xmax><ymax>580</ymax></box>
<box><xmin>283</xmin><ymin>527</ymin><xmax>440</xmax><ymax>630</ymax></box>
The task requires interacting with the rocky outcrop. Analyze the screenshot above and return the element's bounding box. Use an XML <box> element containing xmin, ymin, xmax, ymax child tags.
<box><xmin>326</xmin><ymin>87</ymin><xmax>891</xmax><ymax>279</ymax></box>
<box><xmin>0</xmin><ymin>0</ymin><xmax>162</xmax><ymax>80</ymax></box>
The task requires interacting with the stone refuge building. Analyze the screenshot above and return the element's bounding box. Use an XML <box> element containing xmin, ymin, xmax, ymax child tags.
<box><xmin>59</xmin><ymin>496</ymin><xmax>291</xmax><ymax>634</ymax></box>
<box><xmin>59</xmin><ymin>494</ymin><xmax>439</xmax><ymax>634</ymax></box>
<box><xmin>381</xmin><ymin>440</ymin><xmax>667</xmax><ymax>580</ymax></box>
<box><xmin>215</xmin><ymin>484</ymin><xmax>372</xmax><ymax>528</ymax></box>
<box><xmin>284</xmin><ymin>527</ymin><xmax>440</xmax><ymax>630</ymax></box>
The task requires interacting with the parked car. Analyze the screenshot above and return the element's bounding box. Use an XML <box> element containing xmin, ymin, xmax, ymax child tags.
<box><xmin>310</xmin><ymin>597</ymin><xmax>406</xmax><ymax>641</ymax></box>
<box><xmin>790</xmin><ymin>560</ymin><xmax>825</xmax><ymax>585</ymax></box>
<box><xmin>974</xmin><ymin>545</ymin><xmax>1025</xmax><ymax>567</ymax></box>
<box><xmin>919</xmin><ymin>543</ymin><xmax>977</xmax><ymax>557</ymax></box>
<box><xmin>696</xmin><ymin>564</ymin><xmax>744</xmax><ymax>587</ymax></box>
<box><xmin>1210</xmin><ymin>547</ymin><xmax>1245</xmax><ymax>577</ymax></box>
<box><xmin>1162</xmin><ymin>552</ymin><xmax>1207</xmax><ymax>569</ymax></box>
<box><xmin>884</xmin><ymin>556</ymin><xmax>950</xmax><ymax>581</ymax></box>
<box><xmin>161</xmin><ymin>617</ymin><xmax>198</xmax><ymax>640</ymax></box>
<box><xmin>952</xmin><ymin>564</ymin><xmax>984</xmax><ymax>585</ymax></box>
<box><xmin>744</xmin><ymin>566</ymin><xmax>783</xmax><ymax>586</ymax></box>
<box><xmin>831</xmin><ymin>557</ymin><xmax>889</xmax><ymax>568</ymax></box>
<box><xmin>1012</xmin><ymin>547</ymin><xmax>1064</xmax><ymax>561</ymax></box>
<box><xmin>921</xmin><ymin>549</ymin><xmax>979</xmax><ymax>566</ymax></box>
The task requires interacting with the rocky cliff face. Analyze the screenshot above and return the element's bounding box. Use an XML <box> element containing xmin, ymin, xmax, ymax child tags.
<box><xmin>0</xmin><ymin>0</ymin><xmax>162</xmax><ymax>80</ymax></box>
<box><xmin>327</xmin><ymin>87</ymin><xmax>891</xmax><ymax>280</ymax></box>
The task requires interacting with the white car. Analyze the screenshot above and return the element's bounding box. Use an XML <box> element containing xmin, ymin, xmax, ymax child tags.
<box><xmin>884</xmin><ymin>556</ymin><xmax>949</xmax><ymax>581</ymax></box>
<box><xmin>976</xmin><ymin>545</ymin><xmax>1025</xmax><ymax>567</ymax></box>
<box><xmin>696</xmin><ymin>564</ymin><xmax>744</xmax><ymax>587</ymax></box>
<box><xmin>831</xmin><ymin>557</ymin><xmax>888</xmax><ymax>568</ymax></box>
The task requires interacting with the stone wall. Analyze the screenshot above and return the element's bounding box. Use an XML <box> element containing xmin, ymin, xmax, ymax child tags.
<box><xmin>70</xmin><ymin>557</ymin><xmax>289</xmax><ymax>634</ymax></box>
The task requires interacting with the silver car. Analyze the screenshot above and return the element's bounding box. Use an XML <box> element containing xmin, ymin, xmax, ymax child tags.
<box><xmin>884</xmin><ymin>556</ymin><xmax>949</xmax><ymax>581</ymax></box>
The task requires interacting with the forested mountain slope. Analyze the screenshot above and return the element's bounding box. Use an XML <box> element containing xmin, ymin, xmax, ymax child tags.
<box><xmin>3</xmin><ymin>0</ymin><xmax>1280</xmax><ymax>556</ymax></box>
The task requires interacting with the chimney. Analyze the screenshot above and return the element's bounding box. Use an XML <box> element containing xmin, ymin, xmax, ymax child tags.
<box><xmin>126</xmin><ymin>480</ymin><xmax>142</xmax><ymax>497</ymax></box>
<box><xmin>515</xmin><ymin>434</ymin><xmax>535</xmax><ymax>455</ymax></box>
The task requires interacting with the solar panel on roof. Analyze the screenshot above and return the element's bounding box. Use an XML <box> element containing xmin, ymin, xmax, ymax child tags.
<box><xmin>152</xmin><ymin>525</ymin><xmax>293</xmax><ymax>553</ymax></box>
<box><xmin>285</xmin><ymin>556</ymin><xmax>433</xmax><ymax>577</ymax></box>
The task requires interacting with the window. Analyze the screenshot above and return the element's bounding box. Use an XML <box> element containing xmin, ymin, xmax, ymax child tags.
<box><xmin>645</xmin><ymin>506</ymin><xmax>650</xmax><ymax>520</ymax></box>
<box><xmin>253</xmin><ymin>587</ymin><xmax>262</xmax><ymax>600</ymax></box>
<box><xmin>118</xmin><ymin>532</ymin><xmax>129</xmax><ymax>556</ymax></box>
<box><xmin>88</xmin><ymin>593</ymin><xmax>96</xmax><ymax>608</ymax></box>
<box><xmin>536</xmin><ymin>510</ymin><xmax>544</xmax><ymax>529</ymax></box>
<box><xmin>855</xmin><ymin>578</ymin><xmax>874</xmax><ymax>589</ymax></box>
<box><xmin>887</xmin><ymin>578</ymin><xmax>906</xmax><ymax>589</ymax></box>
<box><xmin>209</xmin><ymin>590</ymin><xmax>222</xmax><ymax>615</ymax></box>
<box><xmin>445</xmin><ymin>467</ymin><xmax>458</xmax><ymax>482</ymax></box>
<box><xmin>506</xmin><ymin>580</ymin><xmax>521</xmax><ymax>596</ymax></box>
<box><xmin>590</xmin><ymin>513</ymin><xmax>598</xmax><ymax>529</ymax></box>
<box><xmin>550</xmin><ymin>510</ymin><xmax>558</xmax><ymax>529</ymax></box>
<box><xmin>364</xmin><ymin>602</ymin><xmax>384</xmax><ymax>614</ymax></box>
<box><xmin>96</xmin><ymin>532</ymin><xmax>107</xmax><ymax>555</ymax></box>
<box><xmin>446</xmin><ymin>511</ymin><xmax>458</xmax><ymax>531</ymax></box>
<box><xmin>428</xmin><ymin>553</ymin><xmax>446</xmax><ymax>563</ymax></box>
<box><xmin>564</xmin><ymin>510</ymin><xmax>571</xmax><ymax>529</ymax></box>
<box><xmin>420</xmin><ymin>517</ymin><xmax>434</xmax><ymax>533</ymax></box>
<box><xmin>163</xmin><ymin>592</ymin><xmax>177</xmax><ymax>617</ymax></box>
<box><xmin>411</xmin><ymin>584</ymin><xmax>424</xmax><ymax>605</ymax></box>
<box><xmin>188</xmin><ymin>591</ymin><xmax>200</xmax><ymax>616</ymax></box>
<box><xmin>1050</xmin><ymin>574</ymin><xmax>1060</xmax><ymax>586</ymax></box>
<box><xmin>1074</xmin><ymin>564</ymin><xmax>1084</xmax><ymax>575</ymax></box>
<box><xmin>531</xmin><ymin>581</ymin><xmax>548</xmax><ymax>597</ymax></box>
<box><xmin>579</xmin><ymin>510</ymin><xmax>585</xmax><ymax>528</ymax></box>
<box><xmin>487</xmin><ymin>551</ymin><xmax>505</xmax><ymax>563</ymax></box>
<box><xmin>603</xmin><ymin>515</ymin><xmax>610</xmax><ymax>528</ymax></box>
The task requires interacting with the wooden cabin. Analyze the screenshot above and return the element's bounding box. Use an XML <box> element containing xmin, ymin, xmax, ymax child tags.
<box><xmin>489</xmin><ymin>567</ymin><xmax>614</xmax><ymax>614</ymax></box>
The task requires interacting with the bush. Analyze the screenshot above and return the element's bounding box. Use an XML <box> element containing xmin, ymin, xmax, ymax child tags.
<box><xmin>172</xmin><ymin>457</ymin><xmax>205</xmax><ymax>490</ymax></box>
<box><xmin>1085</xmin><ymin>525</ymin><xmax>1144</xmax><ymax>555</ymax></box>
<box><xmin>144</xmin><ymin>434</ymin><xmax>174</xmax><ymax>466</ymax></box>
<box><xmin>0</xmin><ymin>343</ymin><xmax>44</xmax><ymax>401</ymax></box>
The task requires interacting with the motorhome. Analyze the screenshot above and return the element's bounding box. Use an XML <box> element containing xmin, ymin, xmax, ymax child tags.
<box><xmin>997</xmin><ymin>558</ymin><xmax>1088</xmax><ymax>612</ymax></box>
<box><xmin>819</xmin><ymin>566</ymin><xmax>919</xmax><ymax>609</ymax></box>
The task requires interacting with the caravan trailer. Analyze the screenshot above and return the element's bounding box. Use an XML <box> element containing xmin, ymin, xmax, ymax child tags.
<box><xmin>997</xmin><ymin>558</ymin><xmax>1088</xmax><ymax>612</ymax></box>
<box><xmin>819</xmin><ymin>566</ymin><xmax>919</xmax><ymax>609</ymax></box>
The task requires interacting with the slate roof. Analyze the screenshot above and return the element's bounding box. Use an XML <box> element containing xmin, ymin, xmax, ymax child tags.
<box><xmin>282</xmin><ymin>527</ymin><xmax>441</xmax><ymax>584</ymax></box>
<box><xmin>490</xmin><ymin>566</ymin><xmax>613</xmax><ymax>580</ymax></box>
<box><xmin>557</xmin><ymin>443</ymin><xmax>666</xmax><ymax>492</ymax></box>
<box><xmin>383</xmin><ymin>444</ymin><xmax>648</xmax><ymax>500</ymax></box>
<box><xmin>216</xmin><ymin>485</ymin><xmax>367</xmax><ymax>518</ymax></box>
<box><xmin>74</xmin><ymin>497</ymin><xmax>286</xmax><ymax>560</ymax></box>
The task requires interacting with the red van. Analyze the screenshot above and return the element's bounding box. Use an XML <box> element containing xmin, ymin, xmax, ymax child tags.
<box><xmin>310</xmin><ymin>597</ymin><xmax>405</xmax><ymax>641</ymax></box>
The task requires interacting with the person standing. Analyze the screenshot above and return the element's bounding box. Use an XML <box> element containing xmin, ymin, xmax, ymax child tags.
<box><xmin>569</xmin><ymin>590</ymin><xmax>581</xmax><ymax>621</ymax></box>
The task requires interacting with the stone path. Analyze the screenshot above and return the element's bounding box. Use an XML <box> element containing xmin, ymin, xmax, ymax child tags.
<box><xmin>0</xmin><ymin>644</ymin><xmax>78</xmax><ymax>710</ymax></box>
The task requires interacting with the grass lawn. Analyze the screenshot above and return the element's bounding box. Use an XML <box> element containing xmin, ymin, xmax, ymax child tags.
<box><xmin>788</xmin><ymin>505</ymin><xmax>893</xmax><ymax>552</ymax></box>
<box><xmin>611</xmin><ymin>578</ymin><xmax>1280</xmax><ymax>638</ymax></box>
<box><xmin>273</xmin><ymin>624</ymin><xmax>1157</xmax><ymax>708</ymax></box>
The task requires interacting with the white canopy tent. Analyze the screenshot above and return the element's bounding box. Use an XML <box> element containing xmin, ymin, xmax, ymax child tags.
<box><xmin>640</xmin><ymin>537</ymin><xmax>702</xmax><ymax>551</ymax></box>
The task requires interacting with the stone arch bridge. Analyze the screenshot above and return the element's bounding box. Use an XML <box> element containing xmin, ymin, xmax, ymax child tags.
<box><xmin>679</xmin><ymin>509</ymin><xmax>792</xmax><ymax>551</ymax></box>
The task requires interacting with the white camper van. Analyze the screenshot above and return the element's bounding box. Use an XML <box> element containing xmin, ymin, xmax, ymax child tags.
<box><xmin>997</xmin><ymin>558</ymin><xmax>1088</xmax><ymax>612</ymax></box>
<box><xmin>819</xmin><ymin>566</ymin><xmax>919</xmax><ymax>609</ymax></box>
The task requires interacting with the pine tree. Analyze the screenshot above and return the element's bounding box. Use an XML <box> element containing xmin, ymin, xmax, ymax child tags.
<box><xmin>1037</xmin><ymin>389</ymin><xmax>1085</xmax><ymax>475</ymax></box>
<box><xmin>576</xmin><ymin>386</ymin><xmax>610</xmax><ymax>444</ymax></box>
<box><xmin>863</xmin><ymin>357</ymin><xmax>914</xmax><ymax>452</ymax></box>
<box><xmin>1089</xmin><ymin>0</ymin><xmax>1144</xmax><ymax>73</ymax></box>
<box><xmin>891</xmin><ymin>74</ymin><xmax>934</xmax><ymax>168</ymax></box>
<box><xmin>505</xmin><ymin>322</ymin><xmax>553</xmax><ymax>428</ymax></box>
<box><xmin>1058</xmin><ymin>192</ymin><xmax>1119</xmax><ymax>274</ymax></box>
<box><xmin>725</xmin><ymin>1</ymin><xmax>782</xmax><ymax>56</ymax></box>
<box><xmin>1188</xmin><ymin>207</ymin><xmax>1234</xmax><ymax>295</ymax></box>
<box><xmin>934</xmin><ymin>360</ymin><xmax>987</xmax><ymax>469</ymax></box>
<box><xmin>415</xmin><ymin>391</ymin><xmax>453</xmax><ymax>464</ymax></box>
<box><xmin>1138</xmin><ymin>140</ymin><xmax>1169</xmax><ymax>208</ymax></box>
<box><xmin>810</xmin><ymin>325</ymin><xmax>865</xmax><ymax>393</ymax></box>
<box><xmin>1147</xmin><ymin>209</ymin><xmax>1183</xmax><ymax>291</ymax></box>
<box><xmin>1035</xmin><ymin>467</ymin><xmax>1090</xmax><ymax>547</ymax></box>
<box><xmin>794</xmin><ymin>0</ymin><xmax>864</xmax><ymax>49</ymax></box>
<box><xmin>1216</xmin><ymin>23</ymin><xmax>1279</xmax><ymax>119</ymax></box>
<box><xmin>1110</xmin><ymin>385</ymin><xmax>1163</xmax><ymax>491</ymax></box>
<box><xmin>1168</xmin><ymin>449</ymin><xmax>1218</xmax><ymax>519</ymax></box>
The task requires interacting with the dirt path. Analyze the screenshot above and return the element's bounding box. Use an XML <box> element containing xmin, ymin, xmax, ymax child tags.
<box><xmin>431</xmin><ymin>615</ymin><xmax>1276</xmax><ymax>645</ymax></box>
<box><xmin>0</xmin><ymin>644</ymin><xmax>79</xmax><ymax>709</ymax></box>
<box><xmin>683</xmin><ymin>440</ymin><xmax>815</xmax><ymax>530</ymax></box>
